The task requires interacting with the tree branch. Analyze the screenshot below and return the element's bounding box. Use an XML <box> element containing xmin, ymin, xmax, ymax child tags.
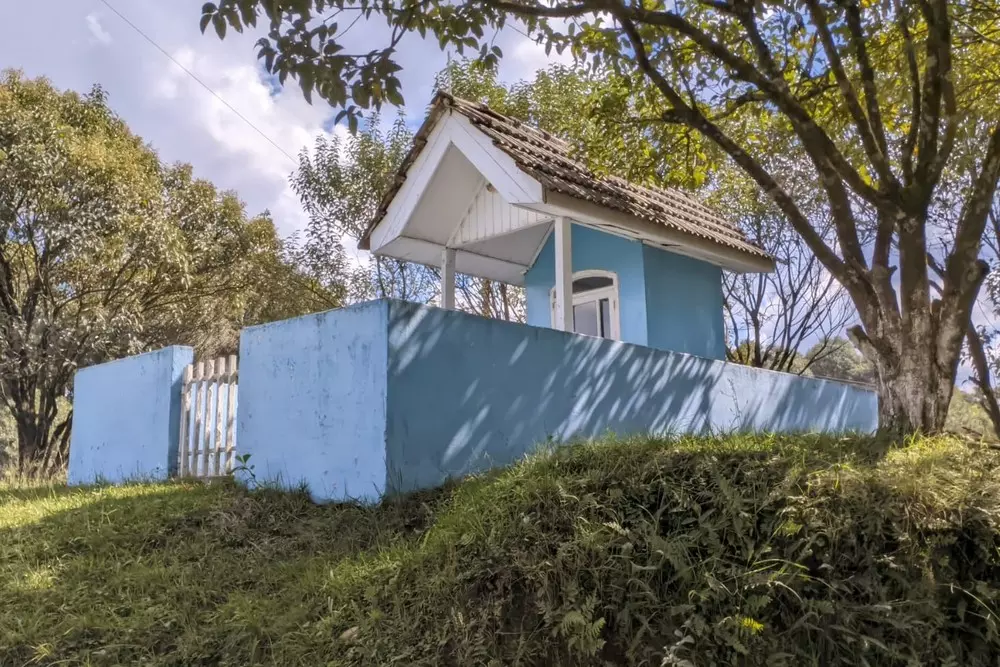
<box><xmin>895</xmin><ymin>0</ymin><xmax>922</xmax><ymax>185</ymax></box>
<box><xmin>912</xmin><ymin>0</ymin><xmax>955</xmax><ymax>204</ymax></box>
<box><xmin>943</xmin><ymin>123</ymin><xmax>1000</xmax><ymax>290</ymax></box>
<box><xmin>623</xmin><ymin>3</ymin><xmax>885</xmax><ymax>208</ymax></box>
<box><xmin>842</xmin><ymin>0</ymin><xmax>892</xmax><ymax>174</ymax></box>
<box><xmin>802</xmin><ymin>0</ymin><xmax>890</xmax><ymax>184</ymax></box>
<box><xmin>611</xmin><ymin>8</ymin><xmax>857</xmax><ymax>293</ymax></box>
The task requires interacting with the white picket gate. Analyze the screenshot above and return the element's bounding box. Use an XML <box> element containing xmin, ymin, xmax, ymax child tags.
<box><xmin>177</xmin><ymin>355</ymin><xmax>238</xmax><ymax>478</ymax></box>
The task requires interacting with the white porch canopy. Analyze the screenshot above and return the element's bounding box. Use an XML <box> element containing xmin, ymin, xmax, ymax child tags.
<box><xmin>359</xmin><ymin>93</ymin><xmax>774</xmax><ymax>328</ymax></box>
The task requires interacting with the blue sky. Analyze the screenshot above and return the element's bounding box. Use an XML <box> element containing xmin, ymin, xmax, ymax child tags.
<box><xmin>2</xmin><ymin>0</ymin><xmax>567</xmax><ymax>251</ymax></box>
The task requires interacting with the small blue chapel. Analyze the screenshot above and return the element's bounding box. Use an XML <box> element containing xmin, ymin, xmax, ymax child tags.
<box><xmin>360</xmin><ymin>92</ymin><xmax>775</xmax><ymax>359</ymax></box>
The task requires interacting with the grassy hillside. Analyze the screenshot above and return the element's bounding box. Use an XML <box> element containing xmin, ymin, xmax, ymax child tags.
<box><xmin>2</xmin><ymin>434</ymin><xmax>1000</xmax><ymax>666</ymax></box>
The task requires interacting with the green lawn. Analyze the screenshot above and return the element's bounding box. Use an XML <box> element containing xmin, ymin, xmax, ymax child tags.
<box><xmin>2</xmin><ymin>433</ymin><xmax>999</xmax><ymax>665</ymax></box>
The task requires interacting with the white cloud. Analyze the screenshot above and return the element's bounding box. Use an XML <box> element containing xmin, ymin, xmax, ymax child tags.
<box><xmin>2</xmin><ymin>1</ymin><xmax>569</xmax><ymax>241</ymax></box>
<box><xmin>85</xmin><ymin>13</ymin><xmax>112</xmax><ymax>45</ymax></box>
<box><xmin>505</xmin><ymin>20</ymin><xmax>576</xmax><ymax>79</ymax></box>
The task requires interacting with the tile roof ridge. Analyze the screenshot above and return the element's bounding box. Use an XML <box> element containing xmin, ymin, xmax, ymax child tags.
<box><xmin>438</xmin><ymin>89</ymin><xmax>574</xmax><ymax>152</ymax></box>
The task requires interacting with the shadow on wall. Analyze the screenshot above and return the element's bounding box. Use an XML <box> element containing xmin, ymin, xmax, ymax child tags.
<box><xmin>384</xmin><ymin>301</ymin><xmax>878</xmax><ymax>493</ymax></box>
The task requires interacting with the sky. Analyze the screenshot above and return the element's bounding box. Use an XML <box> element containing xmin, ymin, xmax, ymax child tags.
<box><xmin>1</xmin><ymin>0</ymin><xmax>566</xmax><ymax>248</ymax></box>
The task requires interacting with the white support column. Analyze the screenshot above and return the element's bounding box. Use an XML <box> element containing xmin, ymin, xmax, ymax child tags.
<box><xmin>441</xmin><ymin>246</ymin><xmax>456</xmax><ymax>310</ymax></box>
<box><xmin>553</xmin><ymin>216</ymin><xmax>573</xmax><ymax>331</ymax></box>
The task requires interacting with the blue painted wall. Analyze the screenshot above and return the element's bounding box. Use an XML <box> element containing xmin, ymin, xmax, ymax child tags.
<box><xmin>525</xmin><ymin>224</ymin><xmax>648</xmax><ymax>346</ymax></box>
<box><xmin>68</xmin><ymin>346</ymin><xmax>193</xmax><ymax>485</ymax></box>
<box><xmin>71</xmin><ymin>301</ymin><xmax>877</xmax><ymax>502</ymax></box>
<box><xmin>643</xmin><ymin>246</ymin><xmax>726</xmax><ymax>359</ymax></box>
<box><xmin>524</xmin><ymin>224</ymin><xmax>725</xmax><ymax>358</ymax></box>
<box><xmin>385</xmin><ymin>301</ymin><xmax>877</xmax><ymax>493</ymax></box>
<box><xmin>237</xmin><ymin>301</ymin><xmax>390</xmax><ymax>503</ymax></box>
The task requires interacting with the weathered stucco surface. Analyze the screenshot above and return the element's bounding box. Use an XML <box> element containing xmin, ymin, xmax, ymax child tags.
<box><xmin>70</xmin><ymin>300</ymin><xmax>876</xmax><ymax>501</ymax></box>
<box><xmin>68</xmin><ymin>346</ymin><xmax>193</xmax><ymax>485</ymax></box>
<box><xmin>384</xmin><ymin>301</ymin><xmax>876</xmax><ymax>493</ymax></box>
<box><xmin>236</xmin><ymin>301</ymin><xmax>389</xmax><ymax>502</ymax></box>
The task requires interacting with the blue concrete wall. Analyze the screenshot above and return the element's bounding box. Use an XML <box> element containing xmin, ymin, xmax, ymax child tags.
<box><xmin>67</xmin><ymin>300</ymin><xmax>877</xmax><ymax>502</ymax></box>
<box><xmin>525</xmin><ymin>224</ymin><xmax>648</xmax><ymax>346</ymax></box>
<box><xmin>68</xmin><ymin>346</ymin><xmax>193</xmax><ymax>485</ymax></box>
<box><xmin>385</xmin><ymin>301</ymin><xmax>877</xmax><ymax>493</ymax></box>
<box><xmin>642</xmin><ymin>245</ymin><xmax>726</xmax><ymax>359</ymax></box>
<box><xmin>237</xmin><ymin>301</ymin><xmax>390</xmax><ymax>503</ymax></box>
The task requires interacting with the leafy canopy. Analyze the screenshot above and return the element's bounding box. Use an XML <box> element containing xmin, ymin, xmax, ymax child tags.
<box><xmin>0</xmin><ymin>70</ymin><xmax>334</xmax><ymax>473</ymax></box>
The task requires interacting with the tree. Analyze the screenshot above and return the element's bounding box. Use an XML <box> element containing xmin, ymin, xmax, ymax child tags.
<box><xmin>235</xmin><ymin>230</ymin><xmax>344</xmax><ymax>341</ymax></box>
<box><xmin>716</xmin><ymin>169</ymin><xmax>853</xmax><ymax>374</ymax></box>
<box><xmin>0</xmin><ymin>72</ymin><xmax>329</xmax><ymax>474</ymax></box>
<box><xmin>291</xmin><ymin>58</ymin><xmax>707</xmax><ymax>319</ymax></box>
<box><xmin>443</xmin><ymin>59</ymin><xmax>853</xmax><ymax>367</ymax></box>
<box><xmin>944</xmin><ymin>387</ymin><xmax>997</xmax><ymax>438</ymax></box>
<box><xmin>141</xmin><ymin>164</ymin><xmax>339</xmax><ymax>359</ymax></box>
<box><xmin>202</xmin><ymin>0</ymin><xmax>1000</xmax><ymax>434</ymax></box>
<box><xmin>291</xmin><ymin>82</ymin><xmax>526</xmax><ymax>318</ymax></box>
<box><xmin>804</xmin><ymin>338</ymin><xmax>876</xmax><ymax>385</ymax></box>
<box><xmin>0</xmin><ymin>72</ymin><xmax>160</xmax><ymax>473</ymax></box>
<box><xmin>291</xmin><ymin>114</ymin><xmax>439</xmax><ymax>305</ymax></box>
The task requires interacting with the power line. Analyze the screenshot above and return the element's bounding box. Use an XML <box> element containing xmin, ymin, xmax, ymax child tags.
<box><xmin>98</xmin><ymin>0</ymin><xmax>298</xmax><ymax>164</ymax></box>
<box><xmin>508</xmin><ymin>21</ymin><xmax>533</xmax><ymax>41</ymax></box>
<box><xmin>99</xmin><ymin>0</ymin><xmax>552</xmax><ymax>161</ymax></box>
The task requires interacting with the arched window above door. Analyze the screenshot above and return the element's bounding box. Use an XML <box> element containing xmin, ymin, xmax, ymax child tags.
<box><xmin>550</xmin><ymin>270</ymin><xmax>621</xmax><ymax>340</ymax></box>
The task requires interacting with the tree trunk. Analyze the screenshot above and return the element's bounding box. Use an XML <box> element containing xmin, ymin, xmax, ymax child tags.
<box><xmin>16</xmin><ymin>418</ymin><xmax>46</xmax><ymax>477</ymax></box>
<box><xmin>481</xmin><ymin>280</ymin><xmax>494</xmax><ymax>319</ymax></box>
<box><xmin>872</xmin><ymin>368</ymin><xmax>948</xmax><ymax>435</ymax></box>
<box><xmin>850</xmin><ymin>311</ymin><xmax>962</xmax><ymax>436</ymax></box>
<box><xmin>966</xmin><ymin>325</ymin><xmax>1000</xmax><ymax>438</ymax></box>
<box><xmin>837</xmin><ymin>194</ymin><xmax>993</xmax><ymax>438</ymax></box>
<box><xmin>500</xmin><ymin>283</ymin><xmax>511</xmax><ymax>321</ymax></box>
<box><xmin>8</xmin><ymin>383</ymin><xmax>61</xmax><ymax>477</ymax></box>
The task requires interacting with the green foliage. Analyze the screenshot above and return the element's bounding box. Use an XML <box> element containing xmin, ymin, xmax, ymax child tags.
<box><xmin>443</xmin><ymin>60</ymin><xmax>852</xmax><ymax>368</ymax></box>
<box><xmin>0</xmin><ymin>408</ymin><xmax>13</xmax><ymax>471</ymax></box>
<box><xmin>946</xmin><ymin>389</ymin><xmax>999</xmax><ymax>439</ymax></box>
<box><xmin>804</xmin><ymin>338</ymin><xmax>877</xmax><ymax>385</ymax></box>
<box><xmin>442</xmin><ymin>59</ymin><xmax>709</xmax><ymax>188</ymax></box>
<box><xmin>2</xmin><ymin>433</ymin><xmax>999</xmax><ymax>664</ymax></box>
<box><xmin>0</xmin><ymin>70</ymin><xmax>164</xmax><ymax>471</ymax></box>
<box><xmin>144</xmin><ymin>163</ymin><xmax>336</xmax><ymax>357</ymax></box>
<box><xmin>714</xmin><ymin>167</ymin><xmax>853</xmax><ymax>374</ymax></box>
<box><xmin>799</xmin><ymin>339</ymin><xmax>997</xmax><ymax>439</ymax></box>
<box><xmin>727</xmin><ymin>340</ymin><xmax>804</xmax><ymax>371</ymax></box>
<box><xmin>0</xmin><ymin>71</ymin><xmax>335</xmax><ymax>473</ymax></box>
<box><xmin>291</xmin><ymin>113</ymin><xmax>437</xmax><ymax>303</ymax></box>
<box><xmin>290</xmin><ymin>93</ymin><xmax>523</xmax><ymax>318</ymax></box>
<box><xmin>200</xmin><ymin>0</ymin><xmax>1000</xmax><ymax>433</ymax></box>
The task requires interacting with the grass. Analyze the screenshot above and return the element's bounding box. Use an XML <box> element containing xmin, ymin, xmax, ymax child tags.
<box><xmin>2</xmin><ymin>433</ymin><xmax>1000</xmax><ymax>665</ymax></box>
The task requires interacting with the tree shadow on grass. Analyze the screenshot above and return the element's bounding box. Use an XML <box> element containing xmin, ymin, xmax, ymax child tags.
<box><xmin>0</xmin><ymin>478</ymin><xmax>450</xmax><ymax>666</ymax></box>
<box><xmin>5</xmin><ymin>435</ymin><xmax>989</xmax><ymax>666</ymax></box>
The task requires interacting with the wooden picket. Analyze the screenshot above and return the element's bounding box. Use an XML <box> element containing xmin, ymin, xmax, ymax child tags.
<box><xmin>177</xmin><ymin>355</ymin><xmax>238</xmax><ymax>478</ymax></box>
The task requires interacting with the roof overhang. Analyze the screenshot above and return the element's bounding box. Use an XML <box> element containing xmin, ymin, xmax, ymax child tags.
<box><xmin>359</xmin><ymin>93</ymin><xmax>775</xmax><ymax>280</ymax></box>
<box><xmin>532</xmin><ymin>191</ymin><xmax>776</xmax><ymax>274</ymax></box>
<box><xmin>360</xmin><ymin>113</ymin><xmax>553</xmax><ymax>285</ymax></box>
<box><xmin>371</xmin><ymin>235</ymin><xmax>532</xmax><ymax>285</ymax></box>
<box><xmin>361</xmin><ymin>112</ymin><xmax>544</xmax><ymax>253</ymax></box>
